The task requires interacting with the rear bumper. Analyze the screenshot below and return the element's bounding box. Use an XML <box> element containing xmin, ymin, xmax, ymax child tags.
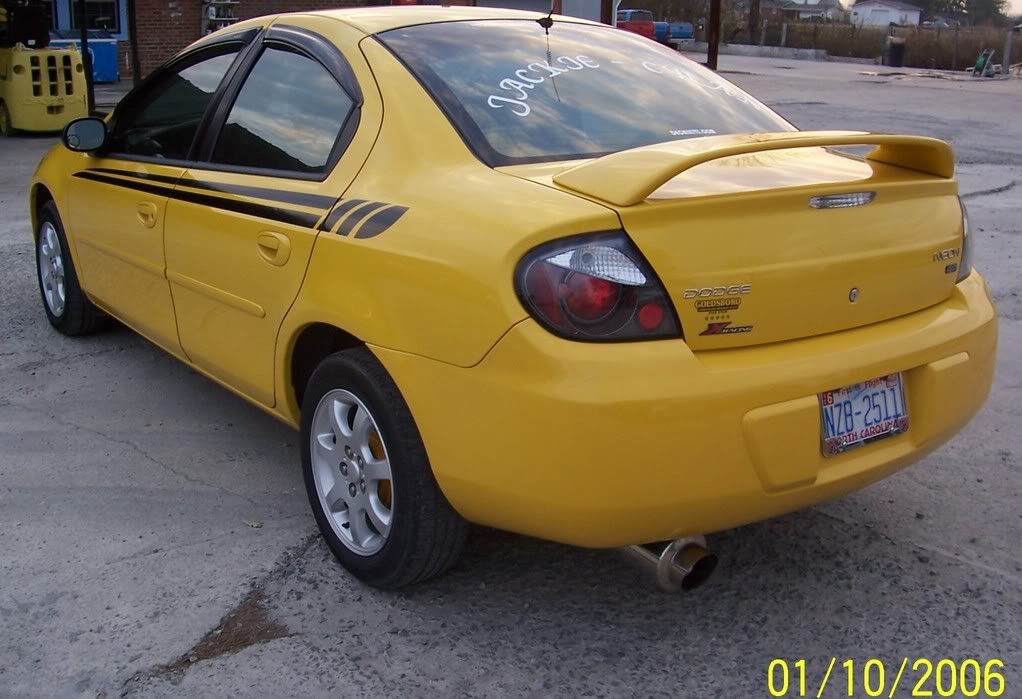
<box><xmin>373</xmin><ymin>272</ymin><xmax>997</xmax><ymax>548</ymax></box>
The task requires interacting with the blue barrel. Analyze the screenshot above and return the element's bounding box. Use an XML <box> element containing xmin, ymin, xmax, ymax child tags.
<box><xmin>49</xmin><ymin>35</ymin><xmax>120</xmax><ymax>83</ymax></box>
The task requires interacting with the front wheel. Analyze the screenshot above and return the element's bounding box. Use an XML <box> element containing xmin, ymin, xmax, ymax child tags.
<box><xmin>301</xmin><ymin>347</ymin><xmax>468</xmax><ymax>589</ymax></box>
<box><xmin>35</xmin><ymin>200</ymin><xmax>107</xmax><ymax>335</ymax></box>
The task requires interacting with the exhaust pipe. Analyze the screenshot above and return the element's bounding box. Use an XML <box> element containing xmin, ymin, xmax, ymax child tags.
<box><xmin>620</xmin><ymin>536</ymin><xmax>718</xmax><ymax>592</ymax></box>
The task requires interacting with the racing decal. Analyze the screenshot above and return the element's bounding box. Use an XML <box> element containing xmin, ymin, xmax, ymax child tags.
<box><xmin>355</xmin><ymin>206</ymin><xmax>409</xmax><ymax>239</ymax></box>
<box><xmin>318</xmin><ymin>198</ymin><xmax>367</xmax><ymax>231</ymax></box>
<box><xmin>87</xmin><ymin>168</ymin><xmax>336</xmax><ymax>209</ymax></box>
<box><xmin>320</xmin><ymin>200</ymin><xmax>409</xmax><ymax>239</ymax></box>
<box><xmin>337</xmin><ymin>201</ymin><xmax>389</xmax><ymax>236</ymax></box>
<box><xmin>699</xmin><ymin>321</ymin><xmax>753</xmax><ymax>336</ymax></box>
<box><xmin>72</xmin><ymin>170</ymin><xmax>322</xmax><ymax>228</ymax></box>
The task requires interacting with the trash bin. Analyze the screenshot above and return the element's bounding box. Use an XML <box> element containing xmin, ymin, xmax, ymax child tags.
<box><xmin>886</xmin><ymin>36</ymin><xmax>906</xmax><ymax>68</ymax></box>
<box><xmin>49</xmin><ymin>30</ymin><xmax>120</xmax><ymax>83</ymax></box>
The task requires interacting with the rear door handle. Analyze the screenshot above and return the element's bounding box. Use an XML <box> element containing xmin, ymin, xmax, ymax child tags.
<box><xmin>256</xmin><ymin>232</ymin><xmax>291</xmax><ymax>266</ymax></box>
<box><xmin>136</xmin><ymin>202</ymin><xmax>158</xmax><ymax>229</ymax></box>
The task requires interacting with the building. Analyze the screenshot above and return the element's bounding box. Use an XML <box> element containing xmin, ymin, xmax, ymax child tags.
<box><xmin>782</xmin><ymin>0</ymin><xmax>845</xmax><ymax>22</ymax></box>
<box><xmin>49</xmin><ymin>0</ymin><xmax>608</xmax><ymax>81</ymax></box>
<box><xmin>850</xmin><ymin>0</ymin><xmax>921</xmax><ymax>26</ymax></box>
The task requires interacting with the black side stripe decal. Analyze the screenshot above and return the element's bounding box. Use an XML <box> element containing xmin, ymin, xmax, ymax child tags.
<box><xmin>73</xmin><ymin>171</ymin><xmax>320</xmax><ymax>228</ymax></box>
<box><xmin>320</xmin><ymin>198</ymin><xmax>366</xmax><ymax>232</ymax></box>
<box><xmin>89</xmin><ymin>167</ymin><xmax>336</xmax><ymax>209</ymax></box>
<box><xmin>337</xmin><ymin>202</ymin><xmax>388</xmax><ymax>237</ymax></box>
<box><xmin>90</xmin><ymin>168</ymin><xmax>180</xmax><ymax>186</ymax></box>
<box><xmin>355</xmin><ymin>206</ymin><xmax>408</xmax><ymax>239</ymax></box>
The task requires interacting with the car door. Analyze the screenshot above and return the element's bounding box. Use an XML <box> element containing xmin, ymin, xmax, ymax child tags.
<box><xmin>164</xmin><ymin>22</ymin><xmax>377</xmax><ymax>407</ymax></box>
<box><xmin>66</xmin><ymin>38</ymin><xmax>248</xmax><ymax>355</ymax></box>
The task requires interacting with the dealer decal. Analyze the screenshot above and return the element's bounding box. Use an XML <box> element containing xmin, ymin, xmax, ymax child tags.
<box><xmin>695</xmin><ymin>297</ymin><xmax>741</xmax><ymax>313</ymax></box>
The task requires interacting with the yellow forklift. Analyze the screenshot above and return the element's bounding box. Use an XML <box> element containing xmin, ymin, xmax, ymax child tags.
<box><xmin>0</xmin><ymin>0</ymin><xmax>88</xmax><ymax>136</ymax></box>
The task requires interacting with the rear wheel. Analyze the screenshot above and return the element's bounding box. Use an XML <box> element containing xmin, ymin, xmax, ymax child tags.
<box><xmin>301</xmin><ymin>347</ymin><xmax>468</xmax><ymax>588</ymax></box>
<box><xmin>36</xmin><ymin>201</ymin><xmax>106</xmax><ymax>335</ymax></box>
<box><xmin>0</xmin><ymin>101</ymin><xmax>16</xmax><ymax>137</ymax></box>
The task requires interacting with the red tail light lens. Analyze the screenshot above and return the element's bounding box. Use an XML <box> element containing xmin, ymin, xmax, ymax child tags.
<box><xmin>515</xmin><ymin>232</ymin><xmax>681</xmax><ymax>341</ymax></box>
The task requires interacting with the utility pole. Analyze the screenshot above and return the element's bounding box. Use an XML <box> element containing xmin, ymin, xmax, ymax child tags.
<box><xmin>127</xmin><ymin>0</ymin><xmax>141</xmax><ymax>83</ymax></box>
<box><xmin>76</xmin><ymin>0</ymin><xmax>95</xmax><ymax>114</ymax></box>
<box><xmin>706</xmin><ymin>0</ymin><xmax>721</xmax><ymax>70</ymax></box>
<box><xmin>748</xmin><ymin>0</ymin><xmax>760</xmax><ymax>44</ymax></box>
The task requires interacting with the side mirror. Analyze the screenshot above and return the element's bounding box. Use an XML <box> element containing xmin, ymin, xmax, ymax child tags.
<box><xmin>62</xmin><ymin>117</ymin><xmax>107</xmax><ymax>153</ymax></box>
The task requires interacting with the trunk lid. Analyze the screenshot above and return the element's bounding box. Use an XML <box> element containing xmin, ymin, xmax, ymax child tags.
<box><xmin>500</xmin><ymin>132</ymin><xmax>964</xmax><ymax>350</ymax></box>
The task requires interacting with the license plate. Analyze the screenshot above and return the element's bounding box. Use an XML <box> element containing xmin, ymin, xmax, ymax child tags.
<box><xmin>819</xmin><ymin>373</ymin><xmax>909</xmax><ymax>456</ymax></box>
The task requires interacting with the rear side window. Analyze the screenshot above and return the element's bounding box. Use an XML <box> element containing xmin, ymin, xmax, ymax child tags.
<box><xmin>108</xmin><ymin>49</ymin><xmax>239</xmax><ymax>160</ymax></box>
<box><xmin>212</xmin><ymin>46</ymin><xmax>355</xmax><ymax>174</ymax></box>
<box><xmin>379</xmin><ymin>20</ymin><xmax>792</xmax><ymax>166</ymax></box>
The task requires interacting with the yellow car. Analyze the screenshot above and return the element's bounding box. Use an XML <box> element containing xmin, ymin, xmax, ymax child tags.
<box><xmin>29</xmin><ymin>7</ymin><xmax>996</xmax><ymax>589</ymax></box>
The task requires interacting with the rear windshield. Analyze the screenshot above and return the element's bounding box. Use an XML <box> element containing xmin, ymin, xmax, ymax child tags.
<box><xmin>378</xmin><ymin>20</ymin><xmax>792</xmax><ymax>166</ymax></box>
<box><xmin>619</xmin><ymin>10</ymin><xmax>653</xmax><ymax>20</ymax></box>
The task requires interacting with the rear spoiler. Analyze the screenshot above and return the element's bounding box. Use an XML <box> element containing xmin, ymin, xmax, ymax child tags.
<box><xmin>552</xmin><ymin>131</ymin><xmax>955</xmax><ymax>207</ymax></box>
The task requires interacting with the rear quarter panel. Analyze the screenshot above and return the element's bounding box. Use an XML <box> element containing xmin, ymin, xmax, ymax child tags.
<box><xmin>275</xmin><ymin>34</ymin><xmax>620</xmax><ymax>419</ymax></box>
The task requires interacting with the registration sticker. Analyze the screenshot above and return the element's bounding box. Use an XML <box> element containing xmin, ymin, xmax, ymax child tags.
<box><xmin>819</xmin><ymin>373</ymin><xmax>909</xmax><ymax>456</ymax></box>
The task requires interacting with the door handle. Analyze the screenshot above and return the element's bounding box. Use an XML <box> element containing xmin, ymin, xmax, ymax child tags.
<box><xmin>136</xmin><ymin>202</ymin><xmax>158</xmax><ymax>229</ymax></box>
<box><xmin>256</xmin><ymin>232</ymin><xmax>291</xmax><ymax>266</ymax></box>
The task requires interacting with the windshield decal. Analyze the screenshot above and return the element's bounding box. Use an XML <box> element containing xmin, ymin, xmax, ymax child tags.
<box><xmin>487</xmin><ymin>55</ymin><xmax>600</xmax><ymax>117</ymax></box>
<box><xmin>670</xmin><ymin>129</ymin><xmax>717</xmax><ymax>137</ymax></box>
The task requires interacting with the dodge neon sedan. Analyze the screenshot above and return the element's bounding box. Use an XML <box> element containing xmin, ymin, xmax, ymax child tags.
<box><xmin>29</xmin><ymin>7</ymin><xmax>997</xmax><ymax>589</ymax></box>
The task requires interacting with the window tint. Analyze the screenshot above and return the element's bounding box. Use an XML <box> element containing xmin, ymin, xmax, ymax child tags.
<box><xmin>212</xmin><ymin>47</ymin><xmax>354</xmax><ymax>173</ymax></box>
<box><xmin>379</xmin><ymin>21</ymin><xmax>792</xmax><ymax>166</ymax></box>
<box><xmin>107</xmin><ymin>49</ymin><xmax>238</xmax><ymax>160</ymax></box>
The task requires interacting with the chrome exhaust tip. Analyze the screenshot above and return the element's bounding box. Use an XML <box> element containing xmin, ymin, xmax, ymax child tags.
<box><xmin>620</xmin><ymin>536</ymin><xmax>718</xmax><ymax>592</ymax></box>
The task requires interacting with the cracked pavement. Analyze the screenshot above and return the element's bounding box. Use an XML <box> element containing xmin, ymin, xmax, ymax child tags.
<box><xmin>1</xmin><ymin>55</ymin><xmax>1020</xmax><ymax>697</ymax></box>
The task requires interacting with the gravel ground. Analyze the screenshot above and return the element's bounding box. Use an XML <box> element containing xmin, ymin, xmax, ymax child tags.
<box><xmin>1</xmin><ymin>54</ymin><xmax>1020</xmax><ymax>698</ymax></box>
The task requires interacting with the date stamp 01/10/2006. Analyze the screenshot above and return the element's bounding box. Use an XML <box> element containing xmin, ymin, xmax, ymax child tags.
<box><xmin>766</xmin><ymin>658</ymin><xmax>1007</xmax><ymax>698</ymax></box>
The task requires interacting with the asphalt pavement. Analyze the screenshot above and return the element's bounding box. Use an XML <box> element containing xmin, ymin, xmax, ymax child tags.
<box><xmin>1</xmin><ymin>55</ymin><xmax>1020</xmax><ymax>697</ymax></box>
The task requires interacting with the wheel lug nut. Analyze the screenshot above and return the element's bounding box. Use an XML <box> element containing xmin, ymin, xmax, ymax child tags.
<box><xmin>356</xmin><ymin>455</ymin><xmax>364</xmax><ymax>465</ymax></box>
<box><xmin>344</xmin><ymin>446</ymin><xmax>353</xmax><ymax>458</ymax></box>
<box><xmin>339</xmin><ymin>461</ymin><xmax>348</xmax><ymax>476</ymax></box>
<box><xmin>348</xmin><ymin>483</ymin><xmax>357</xmax><ymax>497</ymax></box>
<box><xmin>359</xmin><ymin>479</ymin><xmax>366</xmax><ymax>493</ymax></box>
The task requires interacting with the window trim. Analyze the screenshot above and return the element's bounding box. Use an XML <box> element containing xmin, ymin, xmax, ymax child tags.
<box><xmin>194</xmin><ymin>25</ymin><xmax>364</xmax><ymax>182</ymax></box>
<box><xmin>99</xmin><ymin>29</ymin><xmax>260</xmax><ymax>167</ymax></box>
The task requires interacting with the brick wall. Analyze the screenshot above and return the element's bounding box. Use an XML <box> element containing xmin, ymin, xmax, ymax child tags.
<box><xmin>126</xmin><ymin>0</ymin><xmax>378</xmax><ymax>78</ymax></box>
<box><xmin>131</xmin><ymin>0</ymin><xmax>203</xmax><ymax>76</ymax></box>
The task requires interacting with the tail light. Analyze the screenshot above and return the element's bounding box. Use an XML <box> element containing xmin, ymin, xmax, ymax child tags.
<box><xmin>514</xmin><ymin>232</ymin><xmax>681</xmax><ymax>341</ymax></box>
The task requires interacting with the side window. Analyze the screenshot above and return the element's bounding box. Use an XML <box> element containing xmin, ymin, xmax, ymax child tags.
<box><xmin>107</xmin><ymin>48</ymin><xmax>239</xmax><ymax>160</ymax></box>
<box><xmin>211</xmin><ymin>46</ymin><xmax>355</xmax><ymax>174</ymax></box>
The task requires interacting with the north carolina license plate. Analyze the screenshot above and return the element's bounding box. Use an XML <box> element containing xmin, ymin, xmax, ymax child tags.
<box><xmin>819</xmin><ymin>373</ymin><xmax>909</xmax><ymax>456</ymax></box>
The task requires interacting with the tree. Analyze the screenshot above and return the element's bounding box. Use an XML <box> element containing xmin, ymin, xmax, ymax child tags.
<box><xmin>965</xmin><ymin>0</ymin><xmax>1009</xmax><ymax>24</ymax></box>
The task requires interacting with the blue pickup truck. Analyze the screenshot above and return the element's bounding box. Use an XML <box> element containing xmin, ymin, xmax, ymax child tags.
<box><xmin>654</xmin><ymin>21</ymin><xmax>672</xmax><ymax>45</ymax></box>
<box><xmin>669</xmin><ymin>21</ymin><xmax>694</xmax><ymax>43</ymax></box>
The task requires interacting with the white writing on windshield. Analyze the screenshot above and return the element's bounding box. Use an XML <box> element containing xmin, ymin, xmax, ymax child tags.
<box><xmin>486</xmin><ymin>55</ymin><xmax>600</xmax><ymax>117</ymax></box>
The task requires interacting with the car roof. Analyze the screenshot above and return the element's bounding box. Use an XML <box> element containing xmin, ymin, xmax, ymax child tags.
<box><xmin>314</xmin><ymin>6</ymin><xmax>600</xmax><ymax>35</ymax></box>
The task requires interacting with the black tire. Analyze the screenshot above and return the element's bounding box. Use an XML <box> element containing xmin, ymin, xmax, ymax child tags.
<box><xmin>35</xmin><ymin>200</ymin><xmax>107</xmax><ymax>335</ymax></box>
<box><xmin>300</xmin><ymin>347</ymin><xmax>469</xmax><ymax>589</ymax></box>
<box><xmin>0</xmin><ymin>101</ymin><xmax>16</xmax><ymax>137</ymax></box>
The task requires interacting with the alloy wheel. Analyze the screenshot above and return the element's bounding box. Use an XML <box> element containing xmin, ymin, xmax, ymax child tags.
<box><xmin>38</xmin><ymin>222</ymin><xmax>66</xmax><ymax>317</ymax></box>
<box><xmin>310</xmin><ymin>389</ymin><xmax>394</xmax><ymax>556</ymax></box>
